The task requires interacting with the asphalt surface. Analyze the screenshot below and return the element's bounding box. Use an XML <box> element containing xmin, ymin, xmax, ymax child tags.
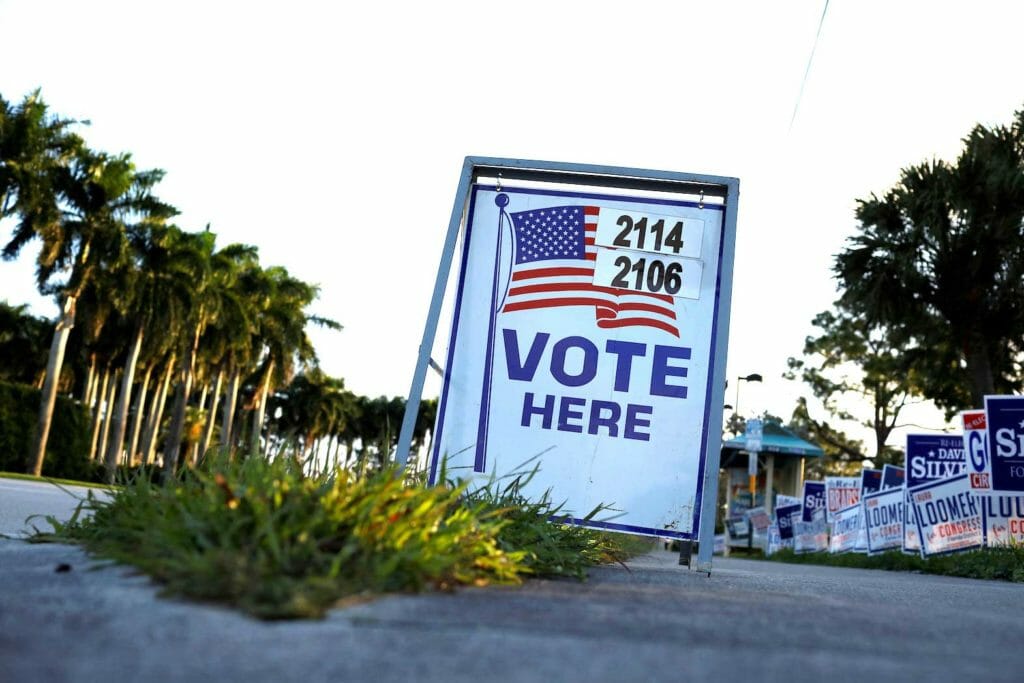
<box><xmin>2</xmin><ymin>478</ymin><xmax>1023</xmax><ymax>683</ymax></box>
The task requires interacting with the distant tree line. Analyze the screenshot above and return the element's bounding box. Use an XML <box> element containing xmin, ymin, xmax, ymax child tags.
<box><xmin>1</xmin><ymin>90</ymin><xmax>433</xmax><ymax>482</ymax></box>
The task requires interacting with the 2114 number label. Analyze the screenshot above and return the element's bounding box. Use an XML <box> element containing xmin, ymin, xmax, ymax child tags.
<box><xmin>595</xmin><ymin>209</ymin><xmax>704</xmax><ymax>259</ymax></box>
<box><xmin>593</xmin><ymin>248</ymin><xmax>702</xmax><ymax>299</ymax></box>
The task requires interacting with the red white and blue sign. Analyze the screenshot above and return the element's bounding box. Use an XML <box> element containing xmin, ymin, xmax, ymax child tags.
<box><xmin>829</xmin><ymin>503</ymin><xmax>861</xmax><ymax>554</ymax></box>
<box><xmin>430</xmin><ymin>182</ymin><xmax>732</xmax><ymax>540</ymax></box>
<box><xmin>881</xmin><ymin>464</ymin><xmax>905</xmax><ymax>490</ymax></box>
<box><xmin>863</xmin><ymin>487</ymin><xmax>904</xmax><ymax>555</ymax></box>
<box><xmin>908</xmin><ymin>474</ymin><xmax>983</xmax><ymax>557</ymax></box>
<box><xmin>979</xmin><ymin>494</ymin><xmax>1024</xmax><ymax>547</ymax></box>
<box><xmin>904</xmin><ymin>434</ymin><xmax>965</xmax><ymax>554</ymax></box>
<box><xmin>860</xmin><ymin>468</ymin><xmax>882</xmax><ymax>495</ymax></box>
<box><xmin>983</xmin><ymin>395</ymin><xmax>1024</xmax><ymax>494</ymax></box>
<box><xmin>960</xmin><ymin>409</ymin><xmax>991</xmax><ymax>492</ymax></box>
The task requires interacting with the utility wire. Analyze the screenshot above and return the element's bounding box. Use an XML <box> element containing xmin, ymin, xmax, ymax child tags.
<box><xmin>789</xmin><ymin>0</ymin><xmax>830</xmax><ymax>132</ymax></box>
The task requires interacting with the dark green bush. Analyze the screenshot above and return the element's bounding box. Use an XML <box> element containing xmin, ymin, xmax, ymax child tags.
<box><xmin>0</xmin><ymin>380</ymin><xmax>94</xmax><ymax>480</ymax></box>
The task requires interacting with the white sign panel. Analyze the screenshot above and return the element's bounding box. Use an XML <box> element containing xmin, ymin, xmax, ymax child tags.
<box><xmin>909</xmin><ymin>475</ymin><xmax>983</xmax><ymax>557</ymax></box>
<box><xmin>829</xmin><ymin>503</ymin><xmax>861</xmax><ymax>554</ymax></box>
<box><xmin>430</xmin><ymin>186</ymin><xmax>730</xmax><ymax>540</ymax></box>
<box><xmin>863</xmin><ymin>487</ymin><xmax>904</xmax><ymax>555</ymax></box>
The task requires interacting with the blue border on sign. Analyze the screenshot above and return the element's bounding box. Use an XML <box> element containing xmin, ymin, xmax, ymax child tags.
<box><xmin>428</xmin><ymin>188</ymin><xmax>482</xmax><ymax>486</ymax></box>
<box><xmin>907</xmin><ymin>474</ymin><xmax>983</xmax><ymax>558</ymax></box>
<box><xmin>429</xmin><ymin>183</ymin><xmax>726</xmax><ymax>540</ymax></box>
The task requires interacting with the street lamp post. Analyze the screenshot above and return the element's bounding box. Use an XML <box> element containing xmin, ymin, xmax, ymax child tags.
<box><xmin>736</xmin><ymin>373</ymin><xmax>763</xmax><ymax>553</ymax></box>
<box><xmin>734</xmin><ymin>373</ymin><xmax>762</xmax><ymax>417</ymax></box>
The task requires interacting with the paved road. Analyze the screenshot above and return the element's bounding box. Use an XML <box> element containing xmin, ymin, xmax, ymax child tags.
<box><xmin>0</xmin><ymin>477</ymin><xmax>103</xmax><ymax>537</ymax></box>
<box><xmin>2</xmin><ymin>483</ymin><xmax>1023</xmax><ymax>682</ymax></box>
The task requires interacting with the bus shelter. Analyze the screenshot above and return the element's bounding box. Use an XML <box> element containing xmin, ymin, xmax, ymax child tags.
<box><xmin>719</xmin><ymin>423</ymin><xmax>824</xmax><ymax>549</ymax></box>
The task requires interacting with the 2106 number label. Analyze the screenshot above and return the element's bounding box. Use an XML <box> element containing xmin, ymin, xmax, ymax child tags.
<box><xmin>593</xmin><ymin>249</ymin><xmax>702</xmax><ymax>299</ymax></box>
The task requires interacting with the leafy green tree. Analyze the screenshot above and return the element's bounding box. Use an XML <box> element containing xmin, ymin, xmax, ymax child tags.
<box><xmin>786</xmin><ymin>305</ymin><xmax>913</xmax><ymax>464</ymax></box>
<box><xmin>834</xmin><ymin>107</ymin><xmax>1024</xmax><ymax>412</ymax></box>
<box><xmin>0</xmin><ymin>301</ymin><xmax>49</xmax><ymax>384</ymax></box>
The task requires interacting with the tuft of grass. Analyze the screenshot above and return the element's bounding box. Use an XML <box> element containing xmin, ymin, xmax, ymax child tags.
<box><xmin>38</xmin><ymin>456</ymin><xmax>525</xmax><ymax>618</ymax></box>
<box><xmin>458</xmin><ymin>464</ymin><xmax>639</xmax><ymax>580</ymax></box>
<box><xmin>767</xmin><ymin>546</ymin><xmax>1024</xmax><ymax>582</ymax></box>
<box><xmin>35</xmin><ymin>455</ymin><xmax>646</xmax><ymax>619</ymax></box>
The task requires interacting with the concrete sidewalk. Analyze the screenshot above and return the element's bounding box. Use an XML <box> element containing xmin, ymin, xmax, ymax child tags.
<box><xmin>2</xmin><ymin>538</ymin><xmax>1023</xmax><ymax>683</ymax></box>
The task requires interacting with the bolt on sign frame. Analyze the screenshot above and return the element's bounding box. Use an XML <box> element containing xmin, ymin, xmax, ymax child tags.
<box><xmin>396</xmin><ymin>157</ymin><xmax>738</xmax><ymax>574</ymax></box>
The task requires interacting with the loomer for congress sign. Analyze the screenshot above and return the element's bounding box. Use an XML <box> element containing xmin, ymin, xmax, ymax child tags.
<box><xmin>425</xmin><ymin>160</ymin><xmax>737</xmax><ymax>542</ymax></box>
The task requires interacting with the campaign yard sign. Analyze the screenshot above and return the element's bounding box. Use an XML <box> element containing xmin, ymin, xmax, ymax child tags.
<box><xmin>861</xmin><ymin>468</ymin><xmax>882</xmax><ymax>495</ymax></box>
<box><xmin>984</xmin><ymin>395</ymin><xmax>1024</xmax><ymax>494</ymax></box>
<box><xmin>765</xmin><ymin>523</ymin><xmax>782</xmax><ymax>556</ymax></box>
<box><xmin>775</xmin><ymin>503</ymin><xmax>802</xmax><ymax>541</ymax></box>
<box><xmin>863</xmin><ymin>487</ymin><xmax>904</xmax><ymax>555</ymax></box>
<box><xmin>904</xmin><ymin>434</ymin><xmax>965</xmax><ymax>554</ymax></box>
<box><xmin>793</xmin><ymin>516</ymin><xmax>828</xmax><ymax>554</ymax></box>
<box><xmin>776</xmin><ymin>494</ymin><xmax>802</xmax><ymax>508</ymax></box>
<box><xmin>979</xmin><ymin>494</ymin><xmax>1024</xmax><ymax>547</ymax></box>
<box><xmin>829</xmin><ymin>503</ymin><xmax>861</xmax><ymax>554</ymax></box>
<box><xmin>802</xmin><ymin>481</ymin><xmax>826</xmax><ymax>522</ymax></box>
<box><xmin>909</xmin><ymin>474</ymin><xmax>983</xmax><ymax>557</ymax></box>
<box><xmin>825</xmin><ymin>477</ymin><xmax>860</xmax><ymax>522</ymax></box>
<box><xmin>430</xmin><ymin>175</ymin><xmax>734</xmax><ymax>541</ymax></box>
<box><xmin>961</xmin><ymin>409</ymin><xmax>991</xmax><ymax>492</ymax></box>
<box><xmin>881</xmin><ymin>464</ymin><xmax>905</xmax><ymax>490</ymax></box>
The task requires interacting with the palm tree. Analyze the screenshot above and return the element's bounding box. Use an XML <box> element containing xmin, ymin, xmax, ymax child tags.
<box><xmin>246</xmin><ymin>267</ymin><xmax>340</xmax><ymax>458</ymax></box>
<box><xmin>4</xmin><ymin>134</ymin><xmax>177</xmax><ymax>475</ymax></box>
<box><xmin>103</xmin><ymin>224</ymin><xmax>201</xmax><ymax>482</ymax></box>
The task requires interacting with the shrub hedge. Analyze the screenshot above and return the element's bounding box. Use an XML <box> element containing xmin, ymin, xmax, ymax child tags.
<box><xmin>0</xmin><ymin>380</ymin><xmax>96</xmax><ymax>481</ymax></box>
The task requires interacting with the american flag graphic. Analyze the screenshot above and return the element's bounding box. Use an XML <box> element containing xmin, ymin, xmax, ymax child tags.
<box><xmin>501</xmin><ymin>205</ymin><xmax>680</xmax><ymax>336</ymax></box>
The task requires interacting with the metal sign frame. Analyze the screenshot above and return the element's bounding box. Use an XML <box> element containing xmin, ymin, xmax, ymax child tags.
<box><xmin>396</xmin><ymin>156</ymin><xmax>739</xmax><ymax>574</ymax></box>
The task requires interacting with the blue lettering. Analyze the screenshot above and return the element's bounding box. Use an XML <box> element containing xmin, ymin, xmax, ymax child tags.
<box><xmin>624</xmin><ymin>404</ymin><xmax>653</xmax><ymax>441</ymax></box>
<box><xmin>557</xmin><ymin>396</ymin><xmax>585</xmax><ymax>433</ymax></box>
<box><xmin>521</xmin><ymin>392</ymin><xmax>554</xmax><ymax>429</ymax></box>
<box><xmin>604</xmin><ymin>340</ymin><xmax>646</xmax><ymax>392</ymax></box>
<box><xmin>550</xmin><ymin>336</ymin><xmax>598</xmax><ymax>387</ymax></box>
<box><xmin>650</xmin><ymin>345</ymin><xmax>691</xmax><ymax>399</ymax></box>
<box><xmin>503</xmin><ymin>329</ymin><xmax>548</xmax><ymax>382</ymax></box>
<box><xmin>587</xmin><ymin>400</ymin><xmax>621</xmax><ymax>437</ymax></box>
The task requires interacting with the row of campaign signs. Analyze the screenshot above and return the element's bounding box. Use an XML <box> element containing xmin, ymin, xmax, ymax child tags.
<box><xmin>764</xmin><ymin>396</ymin><xmax>1024</xmax><ymax>558</ymax></box>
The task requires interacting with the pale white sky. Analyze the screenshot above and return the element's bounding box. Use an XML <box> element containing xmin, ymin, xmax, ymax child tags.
<box><xmin>2</xmin><ymin>0</ymin><xmax>1021</xmax><ymax>450</ymax></box>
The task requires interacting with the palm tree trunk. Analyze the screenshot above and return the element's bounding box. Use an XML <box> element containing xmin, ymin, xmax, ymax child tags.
<box><xmin>162</xmin><ymin>327</ymin><xmax>201</xmax><ymax>477</ymax></box>
<box><xmin>104</xmin><ymin>325</ymin><xmax>144</xmax><ymax>483</ymax></box>
<box><xmin>142</xmin><ymin>356</ymin><xmax>175</xmax><ymax>467</ymax></box>
<box><xmin>98</xmin><ymin>371</ymin><xmax>120</xmax><ymax>470</ymax></box>
<box><xmin>221</xmin><ymin>365</ymin><xmax>242</xmax><ymax>459</ymax></box>
<box><xmin>249</xmin><ymin>360</ymin><xmax>274</xmax><ymax>457</ymax></box>
<box><xmin>199</xmin><ymin>367</ymin><xmax>224</xmax><ymax>460</ymax></box>
<box><xmin>83</xmin><ymin>353</ymin><xmax>97</xmax><ymax>406</ymax></box>
<box><xmin>127</xmin><ymin>363</ymin><xmax>154</xmax><ymax>465</ymax></box>
<box><xmin>27</xmin><ymin>294</ymin><xmax>76</xmax><ymax>476</ymax></box>
<box><xmin>88</xmin><ymin>364</ymin><xmax>111</xmax><ymax>461</ymax></box>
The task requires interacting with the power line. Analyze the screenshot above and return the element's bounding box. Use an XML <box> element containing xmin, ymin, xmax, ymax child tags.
<box><xmin>789</xmin><ymin>0</ymin><xmax>830</xmax><ymax>132</ymax></box>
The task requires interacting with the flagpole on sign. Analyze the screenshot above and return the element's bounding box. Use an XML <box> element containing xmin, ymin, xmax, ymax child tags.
<box><xmin>473</xmin><ymin>192</ymin><xmax>511</xmax><ymax>472</ymax></box>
